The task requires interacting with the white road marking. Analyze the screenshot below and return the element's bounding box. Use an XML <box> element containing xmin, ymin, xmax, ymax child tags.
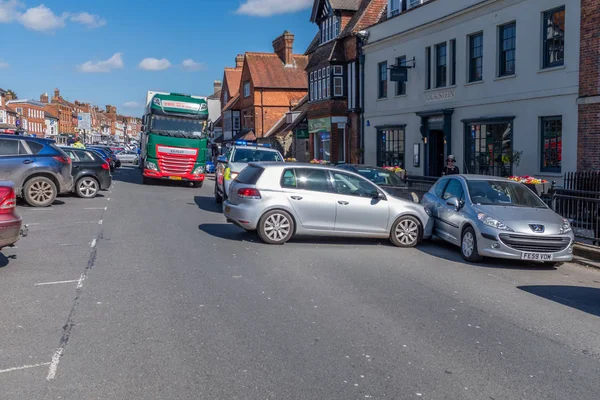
<box><xmin>0</xmin><ymin>362</ymin><xmax>51</xmax><ymax>374</ymax></box>
<box><xmin>35</xmin><ymin>279</ymin><xmax>79</xmax><ymax>286</ymax></box>
<box><xmin>107</xmin><ymin>198</ymin><xmax>111</xmax><ymax>201</ymax></box>
<box><xmin>46</xmin><ymin>348</ymin><xmax>63</xmax><ymax>380</ymax></box>
<box><xmin>98</xmin><ymin>220</ymin><xmax>103</xmax><ymax>225</ymax></box>
<box><xmin>84</xmin><ymin>207</ymin><xmax>105</xmax><ymax>210</ymax></box>
<box><xmin>76</xmin><ymin>274</ymin><xmax>85</xmax><ymax>289</ymax></box>
<box><xmin>90</xmin><ymin>239</ymin><xmax>97</xmax><ymax>248</ymax></box>
<box><xmin>104</xmin><ymin>206</ymin><xmax>107</xmax><ymax>210</ymax></box>
<box><xmin>26</xmin><ymin>223</ymin><xmax>40</xmax><ymax>226</ymax></box>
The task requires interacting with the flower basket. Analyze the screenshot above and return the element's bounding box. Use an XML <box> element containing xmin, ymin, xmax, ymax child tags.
<box><xmin>285</xmin><ymin>158</ymin><xmax>297</xmax><ymax>162</ymax></box>
<box><xmin>310</xmin><ymin>159</ymin><xmax>329</xmax><ymax>165</ymax></box>
<box><xmin>384</xmin><ymin>166</ymin><xmax>407</xmax><ymax>180</ymax></box>
<box><xmin>507</xmin><ymin>176</ymin><xmax>549</xmax><ymax>195</ymax></box>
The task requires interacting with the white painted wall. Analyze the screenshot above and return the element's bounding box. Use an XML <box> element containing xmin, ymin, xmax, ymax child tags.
<box><xmin>363</xmin><ymin>0</ymin><xmax>580</xmax><ymax>180</ymax></box>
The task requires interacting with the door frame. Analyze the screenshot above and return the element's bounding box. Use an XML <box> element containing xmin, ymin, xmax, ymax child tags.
<box><xmin>416</xmin><ymin>109</ymin><xmax>454</xmax><ymax>177</ymax></box>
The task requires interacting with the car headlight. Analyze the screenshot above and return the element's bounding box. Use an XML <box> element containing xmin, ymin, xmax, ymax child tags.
<box><xmin>559</xmin><ymin>218</ymin><xmax>572</xmax><ymax>234</ymax></box>
<box><xmin>193</xmin><ymin>166</ymin><xmax>205</xmax><ymax>175</ymax></box>
<box><xmin>145</xmin><ymin>161</ymin><xmax>158</xmax><ymax>171</ymax></box>
<box><xmin>477</xmin><ymin>213</ymin><xmax>513</xmax><ymax>231</ymax></box>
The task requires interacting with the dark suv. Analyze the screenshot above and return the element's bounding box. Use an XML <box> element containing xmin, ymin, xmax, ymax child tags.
<box><xmin>0</xmin><ymin>135</ymin><xmax>73</xmax><ymax>207</ymax></box>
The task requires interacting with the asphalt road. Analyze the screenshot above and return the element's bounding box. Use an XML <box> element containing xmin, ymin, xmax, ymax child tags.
<box><xmin>1</xmin><ymin>166</ymin><xmax>600</xmax><ymax>399</ymax></box>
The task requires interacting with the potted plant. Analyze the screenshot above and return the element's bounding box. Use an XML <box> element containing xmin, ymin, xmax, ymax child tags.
<box><xmin>383</xmin><ymin>166</ymin><xmax>407</xmax><ymax>180</ymax></box>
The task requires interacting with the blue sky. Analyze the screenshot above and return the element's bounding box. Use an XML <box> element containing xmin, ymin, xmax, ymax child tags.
<box><xmin>0</xmin><ymin>0</ymin><xmax>317</xmax><ymax>116</ymax></box>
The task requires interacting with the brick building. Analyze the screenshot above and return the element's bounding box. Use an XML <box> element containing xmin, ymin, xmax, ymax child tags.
<box><xmin>219</xmin><ymin>54</ymin><xmax>245</xmax><ymax>143</ymax></box>
<box><xmin>236</xmin><ymin>31</ymin><xmax>308</xmax><ymax>140</ymax></box>
<box><xmin>0</xmin><ymin>88</ymin><xmax>18</xmax><ymax>133</ymax></box>
<box><xmin>6</xmin><ymin>99</ymin><xmax>48</xmax><ymax>137</ymax></box>
<box><xmin>577</xmin><ymin>0</ymin><xmax>600</xmax><ymax>171</ymax></box>
<box><xmin>306</xmin><ymin>0</ymin><xmax>387</xmax><ymax>164</ymax></box>
<box><xmin>48</xmin><ymin>89</ymin><xmax>76</xmax><ymax>136</ymax></box>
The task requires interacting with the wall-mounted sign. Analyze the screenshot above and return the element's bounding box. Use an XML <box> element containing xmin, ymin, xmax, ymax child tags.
<box><xmin>308</xmin><ymin>117</ymin><xmax>331</xmax><ymax>134</ymax></box>
<box><xmin>425</xmin><ymin>90</ymin><xmax>455</xmax><ymax>103</ymax></box>
<box><xmin>295</xmin><ymin>128</ymin><xmax>309</xmax><ymax>139</ymax></box>
<box><xmin>390</xmin><ymin>67</ymin><xmax>408</xmax><ymax>82</ymax></box>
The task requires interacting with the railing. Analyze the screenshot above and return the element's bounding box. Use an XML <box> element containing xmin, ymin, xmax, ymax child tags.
<box><xmin>563</xmin><ymin>171</ymin><xmax>600</xmax><ymax>191</ymax></box>
<box><xmin>551</xmin><ymin>189</ymin><xmax>600</xmax><ymax>244</ymax></box>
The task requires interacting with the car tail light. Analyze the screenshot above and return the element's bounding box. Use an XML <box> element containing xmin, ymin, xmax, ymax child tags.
<box><xmin>0</xmin><ymin>186</ymin><xmax>16</xmax><ymax>213</ymax></box>
<box><xmin>238</xmin><ymin>188</ymin><xmax>261</xmax><ymax>199</ymax></box>
<box><xmin>101</xmin><ymin>163</ymin><xmax>110</xmax><ymax>170</ymax></box>
<box><xmin>53</xmin><ymin>156</ymin><xmax>71</xmax><ymax>164</ymax></box>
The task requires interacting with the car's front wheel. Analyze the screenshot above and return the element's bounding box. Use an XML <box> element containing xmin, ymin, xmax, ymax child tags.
<box><xmin>461</xmin><ymin>226</ymin><xmax>483</xmax><ymax>262</ymax></box>
<box><xmin>390</xmin><ymin>216</ymin><xmax>422</xmax><ymax>247</ymax></box>
<box><xmin>257</xmin><ymin>210</ymin><xmax>294</xmax><ymax>245</ymax></box>
<box><xmin>24</xmin><ymin>176</ymin><xmax>57</xmax><ymax>207</ymax></box>
<box><xmin>76</xmin><ymin>177</ymin><xmax>99</xmax><ymax>198</ymax></box>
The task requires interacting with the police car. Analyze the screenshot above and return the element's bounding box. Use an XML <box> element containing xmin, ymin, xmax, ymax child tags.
<box><xmin>214</xmin><ymin>141</ymin><xmax>284</xmax><ymax>203</ymax></box>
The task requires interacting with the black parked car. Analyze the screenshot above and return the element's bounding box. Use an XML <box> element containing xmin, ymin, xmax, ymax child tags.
<box><xmin>88</xmin><ymin>145</ymin><xmax>121</xmax><ymax>168</ymax></box>
<box><xmin>61</xmin><ymin>147</ymin><xmax>112</xmax><ymax>198</ymax></box>
<box><xmin>0</xmin><ymin>135</ymin><xmax>73</xmax><ymax>207</ymax></box>
<box><xmin>87</xmin><ymin>147</ymin><xmax>116</xmax><ymax>172</ymax></box>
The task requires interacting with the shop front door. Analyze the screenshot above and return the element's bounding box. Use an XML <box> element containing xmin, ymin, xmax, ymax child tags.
<box><xmin>428</xmin><ymin>130</ymin><xmax>445</xmax><ymax>177</ymax></box>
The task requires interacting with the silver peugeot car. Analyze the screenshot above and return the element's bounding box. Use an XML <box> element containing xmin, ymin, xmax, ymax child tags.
<box><xmin>421</xmin><ymin>175</ymin><xmax>574</xmax><ymax>266</ymax></box>
<box><xmin>222</xmin><ymin>163</ymin><xmax>433</xmax><ymax>247</ymax></box>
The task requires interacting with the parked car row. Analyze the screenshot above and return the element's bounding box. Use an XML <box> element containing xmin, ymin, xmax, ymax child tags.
<box><xmin>218</xmin><ymin>158</ymin><xmax>575</xmax><ymax>267</ymax></box>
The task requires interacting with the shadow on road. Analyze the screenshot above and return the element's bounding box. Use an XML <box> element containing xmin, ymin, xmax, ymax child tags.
<box><xmin>111</xmin><ymin>167</ymin><xmax>142</xmax><ymax>185</ymax></box>
<box><xmin>417</xmin><ymin>238</ymin><xmax>557</xmax><ymax>271</ymax></box>
<box><xmin>0</xmin><ymin>253</ymin><xmax>14</xmax><ymax>268</ymax></box>
<box><xmin>194</xmin><ymin>196</ymin><xmax>222</xmax><ymax>214</ymax></box>
<box><xmin>199</xmin><ymin>223</ymin><xmax>257</xmax><ymax>242</ymax></box>
<box><xmin>518</xmin><ymin>285</ymin><xmax>600</xmax><ymax>317</ymax></box>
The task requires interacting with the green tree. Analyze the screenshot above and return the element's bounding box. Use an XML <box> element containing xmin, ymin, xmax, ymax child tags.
<box><xmin>6</xmin><ymin>89</ymin><xmax>17</xmax><ymax>99</ymax></box>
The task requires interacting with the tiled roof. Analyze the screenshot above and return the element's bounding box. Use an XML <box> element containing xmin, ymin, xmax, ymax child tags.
<box><xmin>44</xmin><ymin>110</ymin><xmax>58</xmax><ymax>119</ymax></box>
<box><xmin>306</xmin><ymin>40</ymin><xmax>337</xmax><ymax>69</ymax></box>
<box><xmin>311</xmin><ymin>0</ymin><xmax>361</xmax><ymax>21</ymax></box>
<box><xmin>305</xmin><ymin>32</ymin><xmax>321</xmax><ymax>55</ymax></box>
<box><xmin>340</xmin><ymin>0</ymin><xmax>387</xmax><ymax>37</ymax></box>
<box><xmin>223</xmin><ymin>68</ymin><xmax>243</xmax><ymax>97</ymax></box>
<box><xmin>246</xmin><ymin>53</ymin><xmax>308</xmax><ymax>89</ymax></box>
<box><xmin>222</xmin><ymin>93</ymin><xmax>240</xmax><ymax>112</ymax></box>
<box><xmin>208</xmin><ymin>90</ymin><xmax>221</xmax><ymax>100</ymax></box>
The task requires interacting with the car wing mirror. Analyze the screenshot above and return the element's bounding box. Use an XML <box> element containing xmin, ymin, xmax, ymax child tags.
<box><xmin>446</xmin><ymin>197</ymin><xmax>461</xmax><ymax>211</ymax></box>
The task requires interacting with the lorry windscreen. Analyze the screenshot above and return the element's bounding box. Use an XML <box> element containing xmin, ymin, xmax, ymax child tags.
<box><xmin>150</xmin><ymin>115</ymin><xmax>205</xmax><ymax>138</ymax></box>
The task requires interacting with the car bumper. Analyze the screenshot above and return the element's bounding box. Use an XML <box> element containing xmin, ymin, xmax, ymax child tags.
<box><xmin>59</xmin><ymin>177</ymin><xmax>74</xmax><ymax>194</ymax></box>
<box><xmin>99</xmin><ymin>173</ymin><xmax>112</xmax><ymax>190</ymax></box>
<box><xmin>0</xmin><ymin>215</ymin><xmax>23</xmax><ymax>249</ymax></box>
<box><xmin>476</xmin><ymin>228</ymin><xmax>574</xmax><ymax>262</ymax></box>
<box><xmin>143</xmin><ymin>169</ymin><xmax>206</xmax><ymax>182</ymax></box>
<box><xmin>223</xmin><ymin>200</ymin><xmax>261</xmax><ymax>231</ymax></box>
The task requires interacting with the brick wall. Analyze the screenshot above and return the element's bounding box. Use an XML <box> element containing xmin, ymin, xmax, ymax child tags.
<box><xmin>577</xmin><ymin>0</ymin><xmax>600</xmax><ymax>171</ymax></box>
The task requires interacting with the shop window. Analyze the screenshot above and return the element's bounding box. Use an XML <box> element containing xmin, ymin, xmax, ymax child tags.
<box><xmin>377</xmin><ymin>127</ymin><xmax>405</xmax><ymax>167</ymax></box>
<box><xmin>315</xmin><ymin>131</ymin><xmax>331</xmax><ymax>162</ymax></box>
<box><xmin>468</xmin><ymin>33</ymin><xmax>483</xmax><ymax>82</ymax></box>
<box><xmin>378</xmin><ymin>61</ymin><xmax>388</xmax><ymax>98</ymax></box>
<box><xmin>498</xmin><ymin>22</ymin><xmax>516</xmax><ymax>76</ymax></box>
<box><xmin>464</xmin><ymin>120</ymin><xmax>514</xmax><ymax>177</ymax></box>
<box><xmin>542</xmin><ymin>6</ymin><xmax>565</xmax><ymax>68</ymax></box>
<box><xmin>540</xmin><ymin>116</ymin><xmax>562</xmax><ymax>172</ymax></box>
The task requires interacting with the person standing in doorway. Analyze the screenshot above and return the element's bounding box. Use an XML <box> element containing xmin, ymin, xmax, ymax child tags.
<box><xmin>442</xmin><ymin>155</ymin><xmax>459</xmax><ymax>176</ymax></box>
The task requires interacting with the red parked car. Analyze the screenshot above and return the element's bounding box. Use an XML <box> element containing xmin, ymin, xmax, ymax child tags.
<box><xmin>0</xmin><ymin>181</ymin><xmax>26</xmax><ymax>250</ymax></box>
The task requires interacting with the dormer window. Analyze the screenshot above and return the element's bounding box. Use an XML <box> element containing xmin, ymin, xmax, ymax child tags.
<box><xmin>320</xmin><ymin>15</ymin><xmax>339</xmax><ymax>44</ymax></box>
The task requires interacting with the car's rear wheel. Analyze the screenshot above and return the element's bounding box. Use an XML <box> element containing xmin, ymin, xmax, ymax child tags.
<box><xmin>257</xmin><ymin>210</ymin><xmax>294</xmax><ymax>245</ymax></box>
<box><xmin>76</xmin><ymin>177</ymin><xmax>99</xmax><ymax>198</ymax></box>
<box><xmin>390</xmin><ymin>216</ymin><xmax>421</xmax><ymax>247</ymax></box>
<box><xmin>24</xmin><ymin>177</ymin><xmax>57</xmax><ymax>207</ymax></box>
<box><xmin>461</xmin><ymin>226</ymin><xmax>483</xmax><ymax>262</ymax></box>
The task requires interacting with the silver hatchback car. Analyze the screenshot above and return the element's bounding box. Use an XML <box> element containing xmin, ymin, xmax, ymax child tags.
<box><xmin>422</xmin><ymin>175</ymin><xmax>574</xmax><ymax>265</ymax></box>
<box><xmin>223</xmin><ymin>163</ymin><xmax>432</xmax><ymax>247</ymax></box>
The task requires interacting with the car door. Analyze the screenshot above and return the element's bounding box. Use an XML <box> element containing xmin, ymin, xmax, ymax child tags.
<box><xmin>437</xmin><ymin>178</ymin><xmax>466</xmax><ymax>245</ymax></box>
<box><xmin>0</xmin><ymin>139</ymin><xmax>33</xmax><ymax>190</ymax></box>
<box><xmin>62</xmin><ymin>149</ymin><xmax>82</xmax><ymax>178</ymax></box>
<box><xmin>282</xmin><ymin>168</ymin><xmax>337</xmax><ymax>231</ymax></box>
<box><xmin>329</xmin><ymin>170</ymin><xmax>389</xmax><ymax>234</ymax></box>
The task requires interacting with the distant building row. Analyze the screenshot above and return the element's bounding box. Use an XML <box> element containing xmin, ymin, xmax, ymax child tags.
<box><xmin>213</xmin><ymin>0</ymin><xmax>600</xmax><ymax>176</ymax></box>
<box><xmin>0</xmin><ymin>88</ymin><xmax>141</xmax><ymax>144</ymax></box>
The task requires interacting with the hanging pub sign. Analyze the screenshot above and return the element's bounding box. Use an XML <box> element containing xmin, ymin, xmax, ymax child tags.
<box><xmin>390</xmin><ymin>66</ymin><xmax>408</xmax><ymax>82</ymax></box>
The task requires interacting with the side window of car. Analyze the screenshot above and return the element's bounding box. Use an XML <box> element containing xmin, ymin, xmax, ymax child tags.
<box><xmin>434</xmin><ymin>179</ymin><xmax>449</xmax><ymax>198</ymax></box>
<box><xmin>26</xmin><ymin>141</ymin><xmax>43</xmax><ymax>154</ymax></box>
<box><xmin>331</xmin><ymin>172</ymin><xmax>378</xmax><ymax>197</ymax></box>
<box><xmin>443</xmin><ymin>179</ymin><xmax>465</xmax><ymax>201</ymax></box>
<box><xmin>281</xmin><ymin>169</ymin><xmax>297</xmax><ymax>189</ymax></box>
<box><xmin>64</xmin><ymin>150</ymin><xmax>80</xmax><ymax>162</ymax></box>
<box><xmin>0</xmin><ymin>139</ymin><xmax>22</xmax><ymax>156</ymax></box>
<box><xmin>77</xmin><ymin>151</ymin><xmax>95</xmax><ymax>162</ymax></box>
<box><xmin>295</xmin><ymin>168</ymin><xmax>331</xmax><ymax>192</ymax></box>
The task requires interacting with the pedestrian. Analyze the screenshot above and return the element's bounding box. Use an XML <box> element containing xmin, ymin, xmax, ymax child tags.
<box><xmin>442</xmin><ymin>155</ymin><xmax>459</xmax><ymax>176</ymax></box>
<box><xmin>72</xmin><ymin>137</ymin><xmax>86</xmax><ymax>149</ymax></box>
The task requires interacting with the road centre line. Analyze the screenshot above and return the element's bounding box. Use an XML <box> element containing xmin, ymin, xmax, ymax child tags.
<box><xmin>35</xmin><ymin>279</ymin><xmax>79</xmax><ymax>286</ymax></box>
<box><xmin>46</xmin><ymin>349</ymin><xmax>63</xmax><ymax>380</ymax></box>
<box><xmin>90</xmin><ymin>239</ymin><xmax>97</xmax><ymax>248</ymax></box>
<box><xmin>0</xmin><ymin>362</ymin><xmax>51</xmax><ymax>374</ymax></box>
<box><xmin>99</xmin><ymin>220</ymin><xmax>103</xmax><ymax>225</ymax></box>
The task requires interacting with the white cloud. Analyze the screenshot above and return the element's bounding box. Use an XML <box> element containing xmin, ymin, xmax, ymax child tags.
<box><xmin>0</xmin><ymin>61</ymin><xmax>8</xmax><ymax>68</ymax></box>
<box><xmin>69</xmin><ymin>12</ymin><xmax>106</xmax><ymax>28</ymax></box>
<box><xmin>77</xmin><ymin>52</ymin><xmax>124</xmax><ymax>73</ymax></box>
<box><xmin>139</xmin><ymin>58</ymin><xmax>171</xmax><ymax>71</ymax></box>
<box><xmin>123</xmin><ymin>101</ymin><xmax>140</xmax><ymax>108</ymax></box>
<box><xmin>18</xmin><ymin>5</ymin><xmax>66</xmax><ymax>31</ymax></box>
<box><xmin>0</xmin><ymin>0</ymin><xmax>22</xmax><ymax>23</ymax></box>
<box><xmin>182</xmin><ymin>59</ymin><xmax>206</xmax><ymax>72</ymax></box>
<box><xmin>236</xmin><ymin>0</ymin><xmax>312</xmax><ymax>17</ymax></box>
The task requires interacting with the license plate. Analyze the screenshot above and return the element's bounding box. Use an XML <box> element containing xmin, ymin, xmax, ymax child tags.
<box><xmin>521</xmin><ymin>252</ymin><xmax>553</xmax><ymax>261</ymax></box>
<box><xmin>224</xmin><ymin>206</ymin><xmax>231</xmax><ymax>214</ymax></box>
<box><xmin>169</xmin><ymin>176</ymin><xmax>182</xmax><ymax>181</ymax></box>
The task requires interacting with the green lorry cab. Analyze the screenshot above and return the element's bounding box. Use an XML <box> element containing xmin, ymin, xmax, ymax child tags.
<box><xmin>140</xmin><ymin>92</ymin><xmax>213</xmax><ymax>187</ymax></box>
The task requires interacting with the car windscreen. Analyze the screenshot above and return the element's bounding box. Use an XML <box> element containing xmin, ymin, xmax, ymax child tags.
<box><xmin>232</xmin><ymin>148</ymin><xmax>283</xmax><ymax>163</ymax></box>
<box><xmin>355</xmin><ymin>167</ymin><xmax>404</xmax><ymax>186</ymax></box>
<box><xmin>467</xmin><ymin>180</ymin><xmax>547</xmax><ymax>208</ymax></box>
<box><xmin>235</xmin><ymin>166</ymin><xmax>264</xmax><ymax>185</ymax></box>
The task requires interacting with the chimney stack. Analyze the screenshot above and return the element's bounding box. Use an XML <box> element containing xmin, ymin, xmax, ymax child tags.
<box><xmin>214</xmin><ymin>80</ymin><xmax>222</xmax><ymax>95</ymax></box>
<box><xmin>40</xmin><ymin>93</ymin><xmax>49</xmax><ymax>103</ymax></box>
<box><xmin>106</xmin><ymin>105</ymin><xmax>117</xmax><ymax>114</ymax></box>
<box><xmin>53</xmin><ymin>88</ymin><xmax>60</xmax><ymax>99</ymax></box>
<box><xmin>235</xmin><ymin>54</ymin><xmax>244</xmax><ymax>69</ymax></box>
<box><xmin>272</xmin><ymin>31</ymin><xmax>295</xmax><ymax>66</ymax></box>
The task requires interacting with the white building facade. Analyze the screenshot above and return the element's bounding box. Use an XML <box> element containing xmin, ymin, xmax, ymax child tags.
<box><xmin>363</xmin><ymin>0</ymin><xmax>579</xmax><ymax>180</ymax></box>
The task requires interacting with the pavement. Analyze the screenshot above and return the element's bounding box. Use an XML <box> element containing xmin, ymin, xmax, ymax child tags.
<box><xmin>1</xmin><ymin>166</ymin><xmax>600</xmax><ymax>399</ymax></box>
